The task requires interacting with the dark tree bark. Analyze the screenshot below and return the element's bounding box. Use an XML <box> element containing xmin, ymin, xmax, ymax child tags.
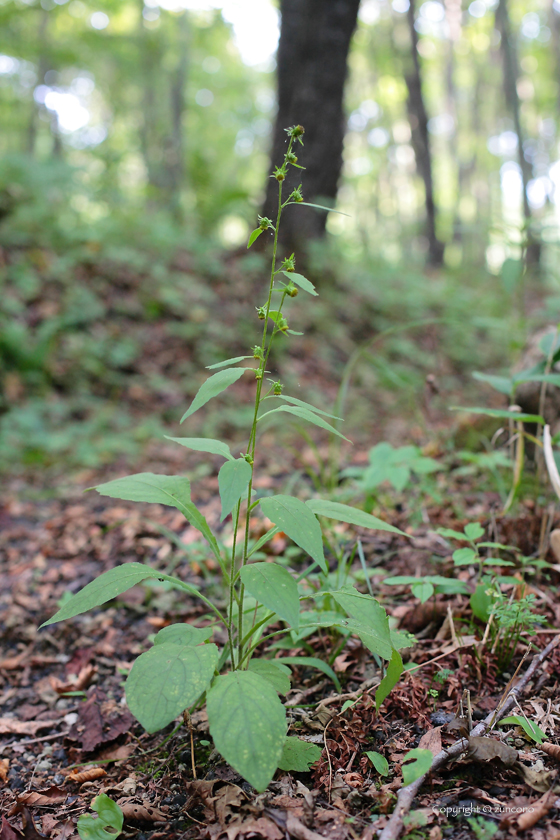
<box><xmin>403</xmin><ymin>0</ymin><xmax>444</xmax><ymax>266</ymax></box>
<box><xmin>262</xmin><ymin>0</ymin><xmax>361</xmax><ymax>255</ymax></box>
<box><xmin>495</xmin><ymin>0</ymin><xmax>540</xmax><ymax>267</ymax></box>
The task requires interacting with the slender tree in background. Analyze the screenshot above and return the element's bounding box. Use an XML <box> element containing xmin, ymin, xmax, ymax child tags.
<box><xmin>495</xmin><ymin>0</ymin><xmax>540</xmax><ymax>267</ymax></box>
<box><xmin>403</xmin><ymin>0</ymin><xmax>444</xmax><ymax>266</ymax></box>
<box><xmin>262</xmin><ymin>0</ymin><xmax>361</xmax><ymax>255</ymax></box>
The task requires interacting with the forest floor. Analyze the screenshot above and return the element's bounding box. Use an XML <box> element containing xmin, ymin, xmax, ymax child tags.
<box><xmin>1</xmin><ymin>251</ymin><xmax>560</xmax><ymax>840</ymax></box>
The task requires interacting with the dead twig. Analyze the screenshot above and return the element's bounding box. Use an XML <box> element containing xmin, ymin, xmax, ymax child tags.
<box><xmin>374</xmin><ymin>635</ymin><xmax>560</xmax><ymax>840</ymax></box>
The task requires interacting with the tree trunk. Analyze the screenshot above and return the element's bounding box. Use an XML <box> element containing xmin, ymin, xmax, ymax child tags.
<box><xmin>495</xmin><ymin>0</ymin><xmax>540</xmax><ymax>267</ymax></box>
<box><xmin>403</xmin><ymin>0</ymin><xmax>444</xmax><ymax>266</ymax></box>
<box><xmin>262</xmin><ymin>0</ymin><xmax>361</xmax><ymax>256</ymax></box>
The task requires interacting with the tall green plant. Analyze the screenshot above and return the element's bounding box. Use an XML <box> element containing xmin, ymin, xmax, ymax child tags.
<box><xmin>40</xmin><ymin>126</ymin><xmax>408</xmax><ymax>792</ymax></box>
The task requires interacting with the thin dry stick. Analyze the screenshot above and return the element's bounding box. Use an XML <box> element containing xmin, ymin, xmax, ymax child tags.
<box><xmin>375</xmin><ymin>635</ymin><xmax>560</xmax><ymax>840</ymax></box>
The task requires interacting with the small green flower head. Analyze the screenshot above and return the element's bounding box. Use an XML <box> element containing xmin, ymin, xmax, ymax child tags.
<box><xmin>258</xmin><ymin>215</ymin><xmax>274</xmax><ymax>231</ymax></box>
<box><xmin>253</xmin><ymin>345</ymin><xmax>264</xmax><ymax>360</ymax></box>
<box><xmin>273</xmin><ymin>381</ymin><xmax>283</xmax><ymax>395</ymax></box>
<box><xmin>289</xmin><ymin>185</ymin><xmax>304</xmax><ymax>203</ymax></box>
<box><xmin>243</xmin><ymin>453</ymin><xmax>254</xmax><ymax>465</ymax></box>
<box><xmin>255</xmin><ymin>369</ymin><xmax>263</xmax><ymax>380</ymax></box>
<box><xmin>285</xmin><ymin>125</ymin><xmax>305</xmax><ymax>144</ymax></box>
<box><xmin>286</xmin><ymin>151</ymin><xmax>298</xmax><ymax>165</ymax></box>
<box><xmin>287</xmin><ymin>283</ymin><xmax>298</xmax><ymax>297</ymax></box>
<box><xmin>256</xmin><ymin>306</ymin><xmax>267</xmax><ymax>320</ymax></box>
<box><xmin>277</xmin><ymin>316</ymin><xmax>289</xmax><ymax>332</ymax></box>
<box><xmin>281</xmin><ymin>253</ymin><xmax>296</xmax><ymax>272</ymax></box>
<box><xmin>273</xmin><ymin>165</ymin><xmax>286</xmax><ymax>182</ymax></box>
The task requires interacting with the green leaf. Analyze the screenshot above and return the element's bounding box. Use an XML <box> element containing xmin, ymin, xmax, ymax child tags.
<box><xmin>470</xmin><ymin>583</ymin><xmax>494</xmax><ymax>621</ymax></box>
<box><xmin>207</xmin><ymin>356</ymin><xmax>253</xmax><ymax>370</ymax></box>
<box><xmin>271</xmin><ymin>394</ymin><xmax>340</xmax><ymax>419</ymax></box>
<box><xmin>306</xmin><ymin>499</ymin><xmax>407</xmax><ymax>536</ymax></box>
<box><xmin>280</xmin><ymin>271</ymin><xmax>318</xmax><ymax>296</ymax></box>
<box><xmin>77</xmin><ymin>794</ymin><xmax>123</xmax><ymax>840</ymax></box>
<box><xmin>181</xmin><ymin>368</ymin><xmax>250</xmax><ymax>422</ymax></box>
<box><xmin>153</xmin><ymin>624</ymin><xmax>213</xmax><ymax>646</ymax></box>
<box><xmin>258</xmin><ymin>405</ymin><xmax>351</xmax><ymax>442</ymax></box>
<box><xmin>41</xmin><ymin>563</ymin><xmax>170</xmax><ymax>627</ymax></box>
<box><xmin>453</xmin><ymin>548</ymin><xmax>477</xmax><ymax>566</ymax></box>
<box><xmin>375</xmin><ymin>649</ymin><xmax>403</xmax><ymax>710</ymax></box>
<box><xmin>247</xmin><ymin>227</ymin><xmax>264</xmax><ymax>248</ymax></box>
<box><xmin>464</xmin><ymin>522</ymin><xmax>484</xmax><ymax>541</ymax></box>
<box><xmin>330</xmin><ymin>585</ymin><xmax>394</xmax><ymax>660</ymax></box>
<box><xmin>498</xmin><ymin>715</ymin><xmax>545</xmax><ymax>743</ymax></box>
<box><xmin>274</xmin><ymin>656</ymin><xmax>342</xmax><ymax>693</ymax></box>
<box><xmin>401</xmin><ymin>748</ymin><xmax>433</xmax><ymax>786</ymax></box>
<box><xmin>436</xmin><ymin>527</ymin><xmax>469</xmax><ymax>541</ymax></box>
<box><xmin>248</xmin><ymin>660</ymin><xmax>291</xmax><ymax>695</ymax></box>
<box><xmin>218</xmin><ymin>458</ymin><xmax>252</xmax><ymax>521</ymax></box>
<box><xmin>483</xmin><ymin>558</ymin><xmax>515</xmax><ymax>566</ymax></box>
<box><xmin>450</xmin><ymin>407</ymin><xmax>544</xmax><ymax>423</ymax></box>
<box><xmin>411</xmin><ymin>581</ymin><xmax>434</xmax><ymax>602</ymax></box>
<box><xmin>390</xmin><ymin>629</ymin><xmax>417</xmax><ymax>650</ymax></box>
<box><xmin>365</xmin><ymin>751</ymin><xmax>389</xmax><ymax>776</ymax></box>
<box><xmin>278</xmin><ymin>737</ymin><xmax>322</xmax><ymax>771</ymax></box>
<box><xmin>259</xmin><ymin>495</ymin><xmax>326</xmax><ymax>573</ymax></box>
<box><xmin>472</xmin><ymin>372</ymin><xmax>514</xmax><ymax>396</ymax></box>
<box><xmin>93</xmin><ymin>473</ymin><xmax>222</xmax><ymax>564</ymax></box>
<box><xmin>165</xmin><ymin>437</ymin><xmax>234</xmax><ymax>460</ymax></box>
<box><xmin>207</xmin><ymin>670</ymin><xmax>286</xmax><ymax>792</ymax></box>
<box><xmin>126</xmin><ymin>642</ymin><xmax>219</xmax><ymax>733</ymax></box>
<box><xmin>240</xmin><ymin>562</ymin><xmax>300</xmax><ymax>629</ymax></box>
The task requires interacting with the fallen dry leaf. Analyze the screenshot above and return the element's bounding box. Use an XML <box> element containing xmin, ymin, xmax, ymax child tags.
<box><xmin>466</xmin><ymin>736</ymin><xmax>518</xmax><ymax>767</ymax></box>
<box><xmin>66</xmin><ymin>767</ymin><xmax>106</xmax><ymax>784</ymax></box>
<box><xmin>418</xmin><ymin>727</ymin><xmax>442</xmax><ymax>757</ymax></box>
<box><xmin>540</xmin><ymin>742</ymin><xmax>560</xmax><ymax>762</ymax></box>
<box><xmin>517</xmin><ymin>788</ymin><xmax>559</xmax><ymax>831</ymax></box>
<box><xmin>0</xmin><ymin>759</ymin><xmax>9</xmax><ymax>782</ymax></box>
<box><xmin>116</xmin><ymin>801</ymin><xmax>167</xmax><ymax>822</ymax></box>
<box><xmin>515</xmin><ymin>760</ymin><xmax>557</xmax><ymax>792</ymax></box>
<box><xmin>17</xmin><ymin>787</ymin><xmax>67</xmax><ymax>807</ymax></box>
<box><xmin>0</xmin><ymin>719</ymin><xmax>57</xmax><ymax>736</ymax></box>
<box><xmin>1</xmin><ymin>816</ymin><xmax>22</xmax><ymax>840</ymax></box>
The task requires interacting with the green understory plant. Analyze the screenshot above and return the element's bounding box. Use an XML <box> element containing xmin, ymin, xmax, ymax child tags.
<box><xmin>40</xmin><ymin>127</ymin><xmax>409</xmax><ymax>794</ymax></box>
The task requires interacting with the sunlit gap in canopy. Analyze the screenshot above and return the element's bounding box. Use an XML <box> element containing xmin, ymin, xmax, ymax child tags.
<box><xmin>147</xmin><ymin>0</ymin><xmax>280</xmax><ymax>68</ymax></box>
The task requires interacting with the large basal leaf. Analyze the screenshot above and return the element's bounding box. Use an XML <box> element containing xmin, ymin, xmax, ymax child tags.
<box><xmin>259</xmin><ymin>495</ymin><xmax>326</xmax><ymax>573</ymax></box>
<box><xmin>165</xmin><ymin>437</ymin><xmax>233</xmax><ymax>461</ymax></box>
<box><xmin>154</xmin><ymin>624</ymin><xmax>213</xmax><ymax>646</ymax></box>
<box><xmin>218</xmin><ymin>458</ymin><xmax>252</xmax><ymax>521</ymax></box>
<box><xmin>248</xmin><ymin>659</ymin><xmax>291</xmax><ymax>695</ymax></box>
<box><xmin>280</xmin><ymin>271</ymin><xmax>318</xmax><ymax>296</ymax></box>
<box><xmin>94</xmin><ymin>473</ymin><xmax>222</xmax><ymax>563</ymax></box>
<box><xmin>472</xmin><ymin>372</ymin><xmax>513</xmax><ymax>396</ymax></box>
<box><xmin>375</xmin><ymin>648</ymin><xmax>403</xmax><ymax>710</ymax></box>
<box><xmin>306</xmin><ymin>499</ymin><xmax>406</xmax><ymax>536</ymax></box>
<box><xmin>278</xmin><ymin>737</ymin><xmax>322</xmax><ymax>771</ymax></box>
<box><xmin>181</xmin><ymin>368</ymin><xmax>250</xmax><ymax>422</ymax></box>
<box><xmin>126</xmin><ymin>642</ymin><xmax>219</xmax><ymax>733</ymax></box>
<box><xmin>40</xmin><ymin>563</ymin><xmax>168</xmax><ymax>627</ymax></box>
<box><xmin>330</xmin><ymin>585</ymin><xmax>393</xmax><ymax>660</ymax></box>
<box><xmin>240</xmin><ymin>562</ymin><xmax>300</xmax><ymax>630</ymax></box>
<box><xmin>258</xmin><ymin>405</ymin><xmax>350</xmax><ymax>442</ymax></box>
<box><xmin>207</xmin><ymin>670</ymin><xmax>286</xmax><ymax>792</ymax></box>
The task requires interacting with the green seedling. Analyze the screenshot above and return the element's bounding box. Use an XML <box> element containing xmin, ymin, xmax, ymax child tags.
<box><xmin>436</xmin><ymin>523</ymin><xmax>517</xmax><ymax>579</ymax></box>
<box><xmin>40</xmin><ymin>127</ymin><xmax>409</xmax><ymax>794</ymax></box>
<box><xmin>490</xmin><ymin>593</ymin><xmax>545</xmax><ymax>671</ymax></box>
<box><xmin>77</xmin><ymin>794</ymin><xmax>123</xmax><ymax>840</ymax></box>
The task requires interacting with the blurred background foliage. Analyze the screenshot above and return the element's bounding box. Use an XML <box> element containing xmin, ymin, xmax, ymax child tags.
<box><xmin>0</xmin><ymin>0</ymin><xmax>559</xmax><ymax>475</ymax></box>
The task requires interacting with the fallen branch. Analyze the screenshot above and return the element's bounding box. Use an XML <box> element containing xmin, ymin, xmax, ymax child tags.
<box><xmin>375</xmin><ymin>635</ymin><xmax>560</xmax><ymax>840</ymax></box>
